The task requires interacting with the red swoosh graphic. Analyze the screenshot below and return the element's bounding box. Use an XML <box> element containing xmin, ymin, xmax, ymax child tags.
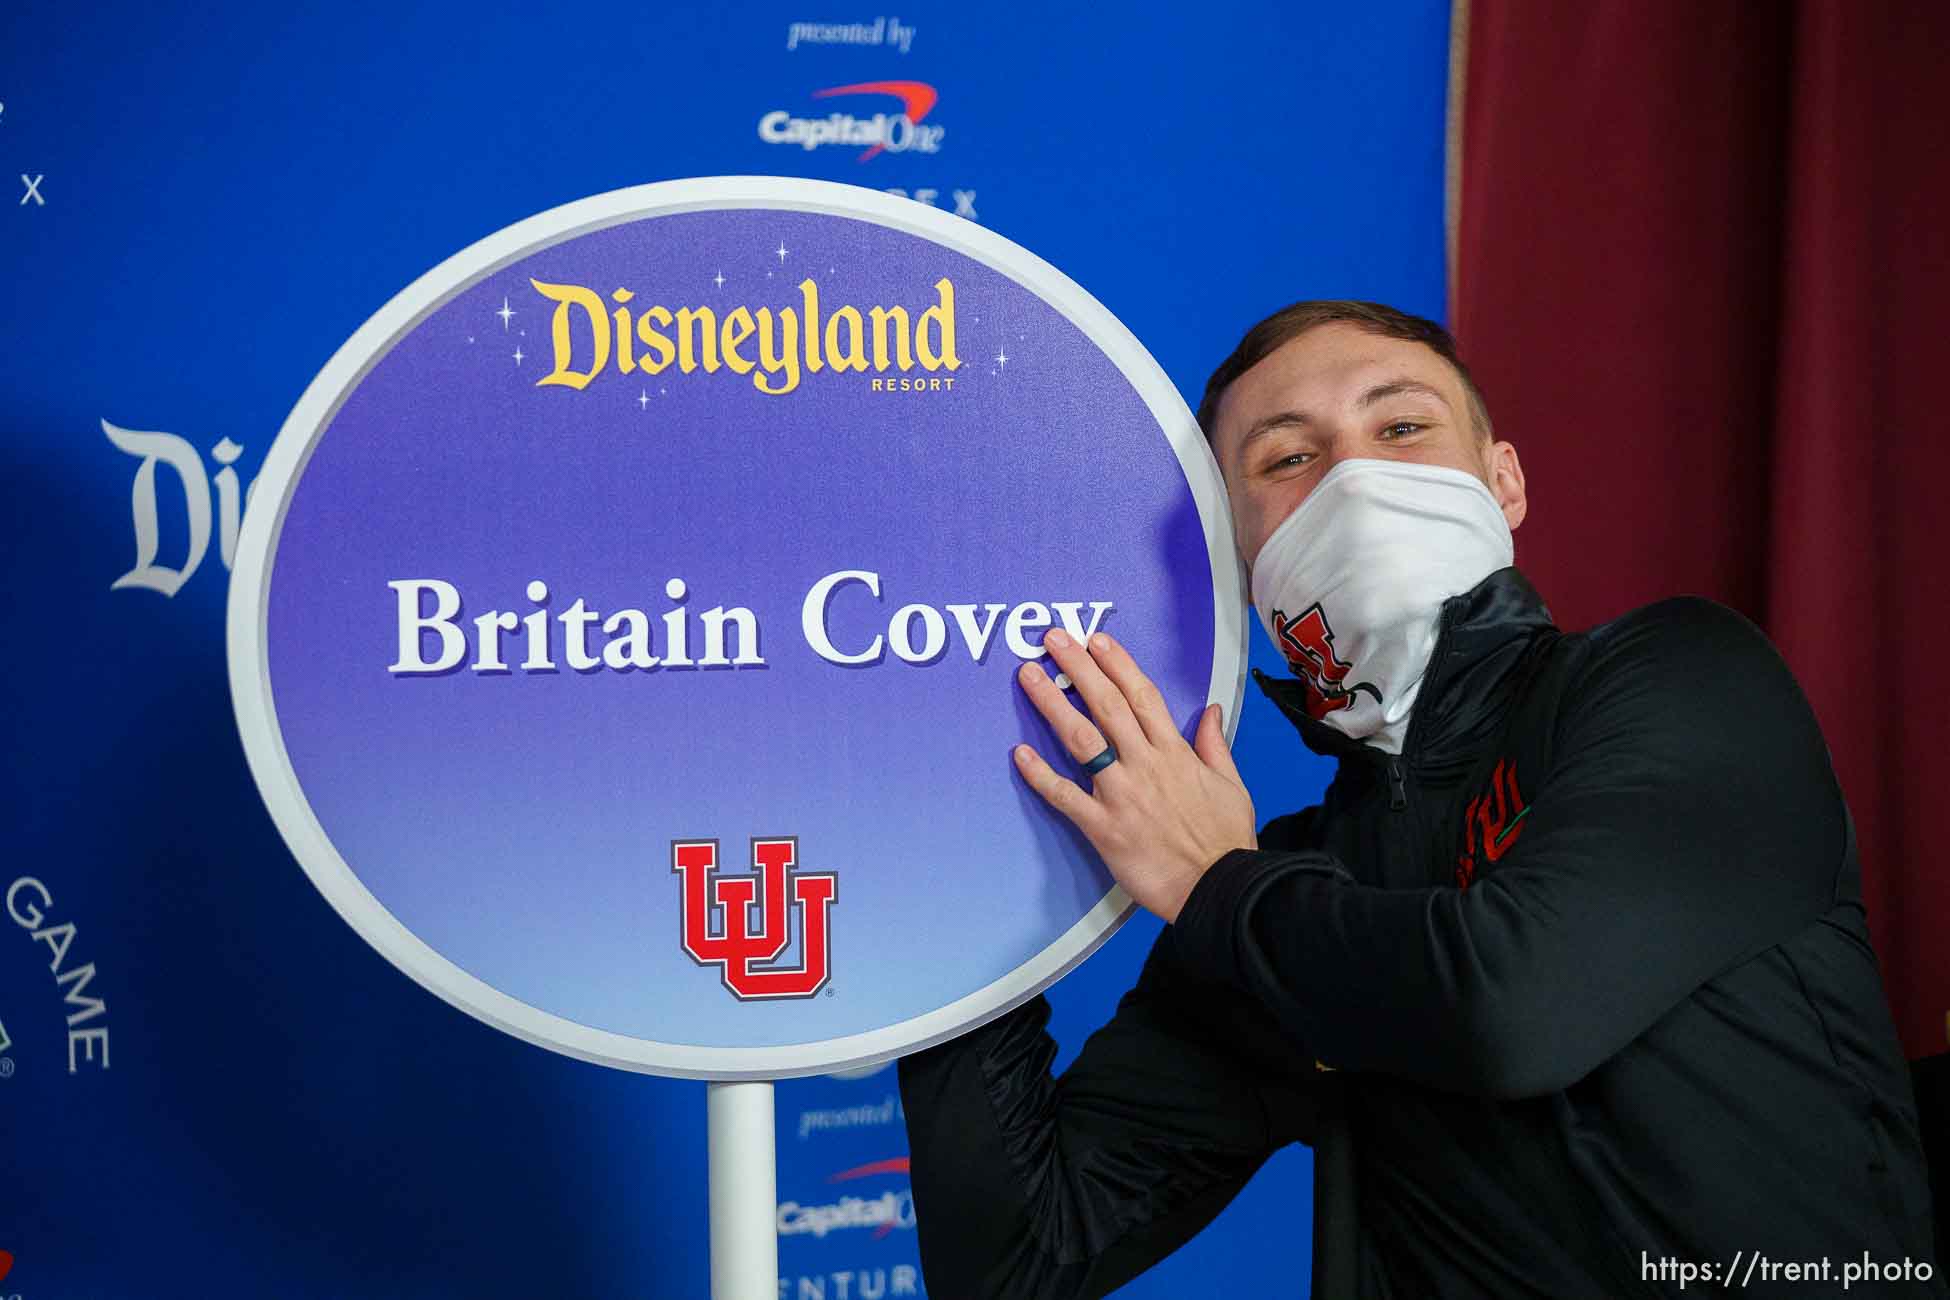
<box><xmin>0</xmin><ymin>1250</ymin><xmax>13</xmax><ymax>1282</ymax></box>
<box><xmin>824</xmin><ymin>1156</ymin><xmax>914</xmax><ymax>1238</ymax></box>
<box><xmin>827</xmin><ymin>1156</ymin><xmax>911</xmax><ymax>1182</ymax></box>
<box><xmin>811</xmin><ymin>81</ymin><xmax>937</xmax><ymax>162</ymax></box>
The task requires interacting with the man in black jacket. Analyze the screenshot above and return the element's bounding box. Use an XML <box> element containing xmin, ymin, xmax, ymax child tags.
<box><xmin>897</xmin><ymin>302</ymin><xmax>1942</xmax><ymax>1298</ymax></box>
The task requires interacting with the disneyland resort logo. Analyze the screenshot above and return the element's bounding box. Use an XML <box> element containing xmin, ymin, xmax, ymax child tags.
<box><xmin>528</xmin><ymin>273</ymin><xmax>962</xmax><ymax>395</ymax></box>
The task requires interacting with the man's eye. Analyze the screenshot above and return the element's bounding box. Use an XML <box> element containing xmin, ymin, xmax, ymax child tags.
<box><xmin>1379</xmin><ymin>421</ymin><xmax>1424</xmax><ymax>439</ymax></box>
<box><xmin>1264</xmin><ymin>452</ymin><xmax>1311</xmax><ymax>473</ymax></box>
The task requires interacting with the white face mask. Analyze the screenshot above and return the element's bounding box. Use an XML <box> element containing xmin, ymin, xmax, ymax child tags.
<box><xmin>1249</xmin><ymin>458</ymin><xmax>1514</xmax><ymax>754</ymax></box>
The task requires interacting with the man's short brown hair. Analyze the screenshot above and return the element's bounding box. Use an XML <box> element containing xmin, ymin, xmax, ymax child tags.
<box><xmin>1195</xmin><ymin>300</ymin><xmax>1493</xmax><ymax>441</ymax></box>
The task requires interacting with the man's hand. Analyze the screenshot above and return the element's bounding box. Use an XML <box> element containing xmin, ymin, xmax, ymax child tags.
<box><xmin>1013</xmin><ymin>627</ymin><xmax>1257</xmax><ymax>924</ymax></box>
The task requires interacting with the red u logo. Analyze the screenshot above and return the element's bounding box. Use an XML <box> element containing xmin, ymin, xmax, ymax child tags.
<box><xmin>673</xmin><ymin>838</ymin><xmax>837</xmax><ymax>999</ymax></box>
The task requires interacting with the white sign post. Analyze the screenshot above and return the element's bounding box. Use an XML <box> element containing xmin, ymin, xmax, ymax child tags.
<box><xmin>709</xmin><ymin>1081</ymin><xmax>779</xmax><ymax>1298</ymax></box>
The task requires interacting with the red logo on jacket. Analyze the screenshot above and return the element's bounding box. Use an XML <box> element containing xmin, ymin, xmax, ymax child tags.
<box><xmin>674</xmin><ymin>837</ymin><xmax>837</xmax><ymax>999</ymax></box>
<box><xmin>1456</xmin><ymin>758</ymin><xmax>1528</xmax><ymax>890</ymax></box>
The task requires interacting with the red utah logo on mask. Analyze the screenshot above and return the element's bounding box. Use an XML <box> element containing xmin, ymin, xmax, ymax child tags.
<box><xmin>1270</xmin><ymin>602</ymin><xmax>1384</xmax><ymax>722</ymax></box>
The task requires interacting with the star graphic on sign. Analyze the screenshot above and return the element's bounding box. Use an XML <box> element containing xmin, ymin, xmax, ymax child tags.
<box><xmin>638</xmin><ymin>389</ymin><xmax>650</xmax><ymax>410</ymax></box>
<box><xmin>513</xmin><ymin>345</ymin><xmax>525</xmax><ymax>366</ymax></box>
<box><xmin>714</xmin><ymin>270</ymin><xmax>726</xmax><ymax>289</ymax></box>
<box><xmin>996</xmin><ymin>350</ymin><xmax>1010</xmax><ymax>369</ymax></box>
<box><xmin>776</xmin><ymin>241</ymin><xmax>789</xmax><ymax>264</ymax></box>
<box><xmin>496</xmin><ymin>297</ymin><xmax>516</xmax><ymax>330</ymax></box>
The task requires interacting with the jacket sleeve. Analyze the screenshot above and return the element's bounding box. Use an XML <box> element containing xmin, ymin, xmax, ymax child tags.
<box><xmin>1172</xmin><ymin>597</ymin><xmax>1845</xmax><ymax>1100</ymax></box>
<box><xmin>898</xmin><ymin>916</ymin><xmax>1320</xmax><ymax>1300</ymax></box>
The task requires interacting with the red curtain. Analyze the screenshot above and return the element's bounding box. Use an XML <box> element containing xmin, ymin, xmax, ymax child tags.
<box><xmin>1452</xmin><ymin>0</ymin><xmax>1949</xmax><ymax>1066</ymax></box>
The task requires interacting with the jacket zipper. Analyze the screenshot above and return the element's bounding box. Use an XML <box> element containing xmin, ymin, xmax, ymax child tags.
<box><xmin>1388</xmin><ymin>594</ymin><xmax>1460</xmax><ymax>815</ymax></box>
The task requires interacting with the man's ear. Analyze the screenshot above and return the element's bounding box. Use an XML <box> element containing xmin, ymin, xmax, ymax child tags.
<box><xmin>1486</xmin><ymin>440</ymin><xmax>1527</xmax><ymax>531</ymax></box>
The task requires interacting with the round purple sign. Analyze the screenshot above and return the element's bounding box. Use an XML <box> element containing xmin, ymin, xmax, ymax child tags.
<box><xmin>228</xmin><ymin>177</ymin><xmax>1245</xmax><ymax>1079</ymax></box>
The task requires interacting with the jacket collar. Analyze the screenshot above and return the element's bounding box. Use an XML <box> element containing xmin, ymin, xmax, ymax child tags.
<box><xmin>1251</xmin><ymin>566</ymin><xmax>1556</xmax><ymax>769</ymax></box>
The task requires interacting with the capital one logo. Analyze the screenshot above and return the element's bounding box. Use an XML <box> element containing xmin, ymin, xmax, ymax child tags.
<box><xmin>757</xmin><ymin>81</ymin><xmax>945</xmax><ymax>162</ymax></box>
<box><xmin>673</xmin><ymin>838</ymin><xmax>836</xmax><ymax>999</ymax></box>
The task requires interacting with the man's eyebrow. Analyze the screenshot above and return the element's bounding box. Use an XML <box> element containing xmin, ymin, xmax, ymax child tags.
<box><xmin>1357</xmin><ymin>378</ymin><xmax>1452</xmax><ymax>410</ymax></box>
<box><xmin>1238</xmin><ymin>410</ymin><xmax>1311</xmax><ymax>451</ymax></box>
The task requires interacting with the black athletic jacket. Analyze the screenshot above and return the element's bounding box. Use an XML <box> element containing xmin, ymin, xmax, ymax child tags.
<box><xmin>898</xmin><ymin>568</ymin><xmax>1941</xmax><ymax>1298</ymax></box>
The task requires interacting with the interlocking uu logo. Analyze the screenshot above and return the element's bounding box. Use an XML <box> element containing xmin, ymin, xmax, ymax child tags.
<box><xmin>673</xmin><ymin>838</ymin><xmax>837</xmax><ymax>999</ymax></box>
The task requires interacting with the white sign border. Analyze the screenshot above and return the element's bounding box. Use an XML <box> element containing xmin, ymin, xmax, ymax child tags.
<box><xmin>227</xmin><ymin>176</ymin><xmax>1249</xmax><ymax>1080</ymax></box>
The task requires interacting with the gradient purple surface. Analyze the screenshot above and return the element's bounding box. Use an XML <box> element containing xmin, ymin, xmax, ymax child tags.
<box><xmin>265</xmin><ymin>207</ymin><xmax>1217</xmax><ymax>1048</ymax></box>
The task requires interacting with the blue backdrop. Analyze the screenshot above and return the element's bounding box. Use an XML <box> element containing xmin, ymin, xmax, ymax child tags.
<box><xmin>0</xmin><ymin>3</ymin><xmax>1451</xmax><ymax>1294</ymax></box>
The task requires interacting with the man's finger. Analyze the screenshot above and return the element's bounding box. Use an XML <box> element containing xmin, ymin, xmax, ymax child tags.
<box><xmin>1193</xmin><ymin>701</ymin><xmax>1244</xmax><ymax>784</ymax></box>
<box><xmin>1018</xmin><ymin>661</ymin><xmax>1114</xmax><ymax>766</ymax></box>
<box><xmin>1041</xmin><ymin>628</ymin><xmax>1144</xmax><ymax>752</ymax></box>
<box><xmin>1085</xmin><ymin>632</ymin><xmax>1180</xmax><ymax>749</ymax></box>
<box><xmin>1012</xmin><ymin>743</ymin><xmax>1105</xmax><ymax>833</ymax></box>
